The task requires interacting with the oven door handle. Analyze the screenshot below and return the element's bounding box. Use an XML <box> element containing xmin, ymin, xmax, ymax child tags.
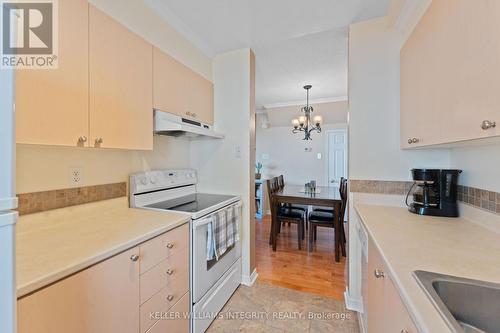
<box><xmin>192</xmin><ymin>201</ymin><xmax>242</xmax><ymax>230</ymax></box>
<box><xmin>193</xmin><ymin>216</ymin><xmax>214</xmax><ymax>229</ymax></box>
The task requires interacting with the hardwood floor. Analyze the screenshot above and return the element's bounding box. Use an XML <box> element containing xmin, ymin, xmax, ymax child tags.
<box><xmin>255</xmin><ymin>215</ymin><xmax>346</xmax><ymax>300</ymax></box>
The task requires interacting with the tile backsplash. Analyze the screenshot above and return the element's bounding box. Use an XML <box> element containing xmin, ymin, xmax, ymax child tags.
<box><xmin>17</xmin><ymin>182</ymin><xmax>127</xmax><ymax>215</ymax></box>
<box><xmin>349</xmin><ymin>179</ymin><xmax>413</xmax><ymax>195</ymax></box>
<box><xmin>350</xmin><ymin>179</ymin><xmax>500</xmax><ymax>215</ymax></box>
<box><xmin>457</xmin><ymin>185</ymin><xmax>500</xmax><ymax>214</ymax></box>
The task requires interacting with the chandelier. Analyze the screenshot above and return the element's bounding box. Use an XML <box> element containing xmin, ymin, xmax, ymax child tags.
<box><xmin>291</xmin><ymin>85</ymin><xmax>322</xmax><ymax>140</ymax></box>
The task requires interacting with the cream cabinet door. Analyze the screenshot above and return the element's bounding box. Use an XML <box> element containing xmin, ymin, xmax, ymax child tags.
<box><xmin>189</xmin><ymin>73</ymin><xmax>214</xmax><ymax>124</ymax></box>
<box><xmin>153</xmin><ymin>47</ymin><xmax>190</xmax><ymax>119</ymax></box>
<box><xmin>401</xmin><ymin>0</ymin><xmax>500</xmax><ymax>148</ymax></box>
<box><xmin>18</xmin><ymin>247</ymin><xmax>140</xmax><ymax>333</ymax></box>
<box><xmin>16</xmin><ymin>0</ymin><xmax>89</xmax><ymax>147</ymax></box>
<box><xmin>367</xmin><ymin>238</ymin><xmax>386</xmax><ymax>333</ymax></box>
<box><xmin>89</xmin><ymin>6</ymin><xmax>153</xmax><ymax>150</ymax></box>
<box><xmin>384</xmin><ymin>275</ymin><xmax>419</xmax><ymax>333</ymax></box>
<box><xmin>153</xmin><ymin>47</ymin><xmax>214</xmax><ymax>124</ymax></box>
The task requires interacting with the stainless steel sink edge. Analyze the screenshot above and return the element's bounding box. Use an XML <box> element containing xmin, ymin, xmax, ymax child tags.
<box><xmin>412</xmin><ymin>270</ymin><xmax>466</xmax><ymax>333</ymax></box>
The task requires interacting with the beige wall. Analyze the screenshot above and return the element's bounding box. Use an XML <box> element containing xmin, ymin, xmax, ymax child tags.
<box><xmin>256</xmin><ymin>123</ymin><xmax>347</xmax><ymax>187</ymax></box>
<box><xmin>89</xmin><ymin>0</ymin><xmax>212</xmax><ymax>81</ymax></box>
<box><xmin>16</xmin><ymin>136</ymin><xmax>191</xmax><ymax>194</ymax></box>
<box><xmin>190</xmin><ymin>48</ymin><xmax>256</xmax><ymax>281</ymax></box>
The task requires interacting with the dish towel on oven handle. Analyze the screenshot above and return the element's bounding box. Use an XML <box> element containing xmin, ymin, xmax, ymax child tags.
<box><xmin>208</xmin><ymin>202</ymin><xmax>242</xmax><ymax>261</ymax></box>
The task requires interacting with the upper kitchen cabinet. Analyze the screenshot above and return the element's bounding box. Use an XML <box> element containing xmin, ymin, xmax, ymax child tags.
<box><xmin>16</xmin><ymin>0</ymin><xmax>89</xmax><ymax>147</ymax></box>
<box><xmin>153</xmin><ymin>47</ymin><xmax>214</xmax><ymax>124</ymax></box>
<box><xmin>401</xmin><ymin>0</ymin><xmax>500</xmax><ymax>148</ymax></box>
<box><xmin>89</xmin><ymin>6</ymin><xmax>153</xmax><ymax>150</ymax></box>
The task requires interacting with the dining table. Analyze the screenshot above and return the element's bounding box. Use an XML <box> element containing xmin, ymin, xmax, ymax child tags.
<box><xmin>271</xmin><ymin>184</ymin><xmax>345</xmax><ymax>262</ymax></box>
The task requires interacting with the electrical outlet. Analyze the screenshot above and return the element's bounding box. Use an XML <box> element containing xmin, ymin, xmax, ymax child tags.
<box><xmin>69</xmin><ymin>167</ymin><xmax>83</xmax><ymax>186</ymax></box>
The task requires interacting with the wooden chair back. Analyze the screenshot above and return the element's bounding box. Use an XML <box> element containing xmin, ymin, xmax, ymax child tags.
<box><xmin>339</xmin><ymin>177</ymin><xmax>348</xmax><ymax>221</ymax></box>
<box><xmin>278</xmin><ymin>175</ymin><xmax>284</xmax><ymax>189</ymax></box>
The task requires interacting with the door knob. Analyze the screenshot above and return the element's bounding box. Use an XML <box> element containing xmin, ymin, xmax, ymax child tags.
<box><xmin>481</xmin><ymin>120</ymin><xmax>496</xmax><ymax>130</ymax></box>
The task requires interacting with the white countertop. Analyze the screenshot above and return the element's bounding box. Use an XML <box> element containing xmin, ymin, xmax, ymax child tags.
<box><xmin>16</xmin><ymin>197</ymin><xmax>190</xmax><ymax>298</ymax></box>
<box><xmin>355</xmin><ymin>203</ymin><xmax>500</xmax><ymax>333</ymax></box>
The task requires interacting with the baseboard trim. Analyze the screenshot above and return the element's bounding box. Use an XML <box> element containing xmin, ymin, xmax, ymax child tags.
<box><xmin>241</xmin><ymin>268</ymin><xmax>258</xmax><ymax>286</ymax></box>
<box><xmin>344</xmin><ymin>289</ymin><xmax>363</xmax><ymax>312</ymax></box>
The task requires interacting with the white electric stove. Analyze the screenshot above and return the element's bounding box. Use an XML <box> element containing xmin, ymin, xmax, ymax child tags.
<box><xmin>130</xmin><ymin>169</ymin><xmax>242</xmax><ymax>333</ymax></box>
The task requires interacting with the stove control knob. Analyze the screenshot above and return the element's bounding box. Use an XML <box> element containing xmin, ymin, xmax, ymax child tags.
<box><xmin>150</xmin><ymin>177</ymin><xmax>157</xmax><ymax>185</ymax></box>
<box><xmin>140</xmin><ymin>177</ymin><xmax>148</xmax><ymax>185</ymax></box>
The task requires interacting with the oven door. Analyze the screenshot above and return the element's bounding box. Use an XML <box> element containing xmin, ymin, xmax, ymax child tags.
<box><xmin>191</xmin><ymin>202</ymin><xmax>242</xmax><ymax>303</ymax></box>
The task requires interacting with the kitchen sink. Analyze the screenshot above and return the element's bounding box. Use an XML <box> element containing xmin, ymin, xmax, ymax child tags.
<box><xmin>413</xmin><ymin>270</ymin><xmax>500</xmax><ymax>333</ymax></box>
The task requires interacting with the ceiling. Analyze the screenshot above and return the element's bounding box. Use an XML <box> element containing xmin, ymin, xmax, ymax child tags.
<box><xmin>145</xmin><ymin>0</ymin><xmax>391</xmax><ymax>108</ymax></box>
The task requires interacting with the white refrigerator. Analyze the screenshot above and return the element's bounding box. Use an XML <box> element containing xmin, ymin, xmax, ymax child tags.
<box><xmin>0</xmin><ymin>68</ymin><xmax>18</xmax><ymax>333</ymax></box>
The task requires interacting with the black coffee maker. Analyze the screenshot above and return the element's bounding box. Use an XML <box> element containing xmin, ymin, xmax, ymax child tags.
<box><xmin>406</xmin><ymin>169</ymin><xmax>462</xmax><ymax>217</ymax></box>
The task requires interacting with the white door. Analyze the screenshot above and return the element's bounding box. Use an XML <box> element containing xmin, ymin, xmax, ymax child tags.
<box><xmin>327</xmin><ymin>129</ymin><xmax>348</xmax><ymax>187</ymax></box>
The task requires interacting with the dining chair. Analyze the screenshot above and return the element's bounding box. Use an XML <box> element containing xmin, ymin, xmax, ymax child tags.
<box><xmin>307</xmin><ymin>178</ymin><xmax>347</xmax><ymax>257</ymax></box>
<box><xmin>267</xmin><ymin>179</ymin><xmax>306</xmax><ymax>251</ymax></box>
<box><xmin>311</xmin><ymin>177</ymin><xmax>345</xmax><ymax>214</ymax></box>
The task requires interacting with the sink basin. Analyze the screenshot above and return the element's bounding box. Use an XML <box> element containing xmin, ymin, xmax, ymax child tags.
<box><xmin>413</xmin><ymin>270</ymin><xmax>500</xmax><ymax>333</ymax></box>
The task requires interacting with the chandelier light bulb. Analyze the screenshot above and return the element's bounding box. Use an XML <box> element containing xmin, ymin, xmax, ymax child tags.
<box><xmin>313</xmin><ymin>115</ymin><xmax>323</xmax><ymax>126</ymax></box>
<box><xmin>298</xmin><ymin>116</ymin><xmax>307</xmax><ymax>126</ymax></box>
<box><xmin>292</xmin><ymin>118</ymin><xmax>300</xmax><ymax>128</ymax></box>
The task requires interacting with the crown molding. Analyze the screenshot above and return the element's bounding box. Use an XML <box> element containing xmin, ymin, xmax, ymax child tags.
<box><xmin>263</xmin><ymin>96</ymin><xmax>348</xmax><ymax>110</ymax></box>
<box><xmin>143</xmin><ymin>0</ymin><xmax>216</xmax><ymax>58</ymax></box>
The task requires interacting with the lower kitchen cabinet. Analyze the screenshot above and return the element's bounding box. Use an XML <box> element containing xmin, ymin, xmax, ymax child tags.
<box><xmin>17</xmin><ymin>223</ymin><xmax>189</xmax><ymax>333</ymax></box>
<box><xmin>17</xmin><ymin>246</ymin><xmax>141</xmax><ymax>333</ymax></box>
<box><xmin>366</xmin><ymin>237</ymin><xmax>418</xmax><ymax>333</ymax></box>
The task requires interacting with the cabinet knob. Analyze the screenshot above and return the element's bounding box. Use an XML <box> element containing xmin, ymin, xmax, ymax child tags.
<box><xmin>78</xmin><ymin>136</ymin><xmax>87</xmax><ymax>144</ymax></box>
<box><xmin>374</xmin><ymin>269</ymin><xmax>385</xmax><ymax>278</ymax></box>
<box><xmin>401</xmin><ymin>330</ymin><xmax>409</xmax><ymax>333</ymax></box>
<box><xmin>192</xmin><ymin>113</ymin><xmax>197</xmax><ymax>118</ymax></box>
<box><xmin>166</xmin><ymin>243</ymin><xmax>174</xmax><ymax>249</ymax></box>
<box><xmin>95</xmin><ymin>137</ymin><xmax>103</xmax><ymax>145</ymax></box>
<box><xmin>408</xmin><ymin>138</ymin><xmax>413</xmax><ymax>144</ymax></box>
<box><xmin>185</xmin><ymin>111</ymin><xmax>191</xmax><ymax>116</ymax></box>
<box><xmin>166</xmin><ymin>295</ymin><xmax>174</xmax><ymax>301</ymax></box>
<box><xmin>481</xmin><ymin>120</ymin><xmax>496</xmax><ymax>130</ymax></box>
<box><xmin>130</xmin><ymin>254</ymin><xmax>139</xmax><ymax>262</ymax></box>
<box><xmin>412</xmin><ymin>138</ymin><xmax>419</xmax><ymax>143</ymax></box>
<box><xmin>166</xmin><ymin>269</ymin><xmax>174</xmax><ymax>275</ymax></box>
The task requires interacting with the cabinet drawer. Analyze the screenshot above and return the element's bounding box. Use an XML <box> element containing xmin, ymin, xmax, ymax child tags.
<box><xmin>140</xmin><ymin>223</ymin><xmax>188</xmax><ymax>274</ymax></box>
<box><xmin>140</xmin><ymin>287</ymin><xmax>189</xmax><ymax>333</ymax></box>
<box><xmin>140</xmin><ymin>247</ymin><xmax>189</xmax><ymax>304</ymax></box>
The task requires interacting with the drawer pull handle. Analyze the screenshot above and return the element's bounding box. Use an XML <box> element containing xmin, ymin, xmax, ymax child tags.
<box><xmin>166</xmin><ymin>243</ymin><xmax>174</xmax><ymax>249</ymax></box>
<box><xmin>166</xmin><ymin>295</ymin><xmax>174</xmax><ymax>301</ymax></box>
<box><xmin>481</xmin><ymin>120</ymin><xmax>496</xmax><ymax>130</ymax></box>
<box><xmin>166</xmin><ymin>269</ymin><xmax>174</xmax><ymax>275</ymax></box>
<box><xmin>374</xmin><ymin>269</ymin><xmax>385</xmax><ymax>279</ymax></box>
<box><xmin>130</xmin><ymin>254</ymin><xmax>139</xmax><ymax>262</ymax></box>
<box><xmin>401</xmin><ymin>330</ymin><xmax>409</xmax><ymax>333</ymax></box>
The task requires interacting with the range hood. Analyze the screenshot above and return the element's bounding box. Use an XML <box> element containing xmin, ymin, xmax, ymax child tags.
<box><xmin>154</xmin><ymin>109</ymin><xmax>224</xmax><ymax>139</ymax></box>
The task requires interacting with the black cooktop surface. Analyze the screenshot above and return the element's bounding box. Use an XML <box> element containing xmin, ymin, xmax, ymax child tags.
<box><xmin>145</xmin><ymin>193</ymin><xmax>236</xmax><ymax>213</ymax></box>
